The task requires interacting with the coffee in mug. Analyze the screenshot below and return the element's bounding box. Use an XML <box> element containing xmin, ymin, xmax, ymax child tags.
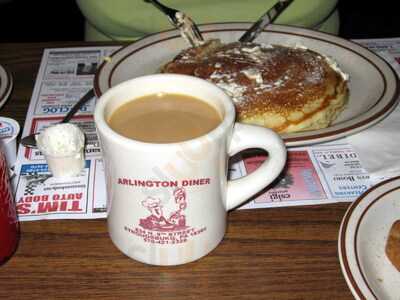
<box><xmin>108</xmin><ymin>93</ymin><xmax>221</xmax><ymax>143</ymax></box>
<box><xmin>94</xmin><ymin>74</ymin><xmax>286</xmax><ymax>266</ymax></box>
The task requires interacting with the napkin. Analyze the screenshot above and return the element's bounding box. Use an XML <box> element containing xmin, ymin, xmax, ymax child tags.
<box><xmin>346</xmin><ymin>51</ymin><xmax>400</xmax><ymax>183</ymax></box>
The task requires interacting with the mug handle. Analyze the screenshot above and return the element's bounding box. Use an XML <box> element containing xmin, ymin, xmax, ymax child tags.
<box><xmin>226</xmin><ymin>123</ymin><xmax>287</xmax><ymax>210</ymax></box>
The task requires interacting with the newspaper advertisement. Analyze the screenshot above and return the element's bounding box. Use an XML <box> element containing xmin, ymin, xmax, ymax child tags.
<box><xmin>15</xmin><ymin>47</ymin><xmax>118</xmax><ymax>221</ymax></box>
<box><xmin>356</xmin><ymin>37</ymin><xmax>400</xmax><ymax>61</ymax></box>
<box><xmin>14</xmin><ymin>39</ymin><xmax>399</xmax><ymax>221</ymax></box>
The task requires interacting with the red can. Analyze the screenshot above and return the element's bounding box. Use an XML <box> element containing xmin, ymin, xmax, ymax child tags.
<box><xmin>0</xmin><ymin>148</ymin><xmax>19</xmax><ymax>265</ymax></box>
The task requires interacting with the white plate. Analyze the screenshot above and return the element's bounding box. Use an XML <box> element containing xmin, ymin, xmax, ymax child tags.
<box><xmin>94</xmin><ymin>23</ymin><xmax>399</xmax><ymax>147</ymax></box>
<box><xmin>339</xmin><ymin>176</ymin><xmax>400</xmax><ymax>300</ymax></box>
<box><xmin>0</xmin><ymin>64</ymin><xmax>13</xmax><ymax>109</ymax></box>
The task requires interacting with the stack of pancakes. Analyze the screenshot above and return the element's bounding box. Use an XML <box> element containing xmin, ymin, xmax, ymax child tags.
<box><xmin>161</xmin><ymin>40</ymin><xmax>349</xmax><ymax>133</ymax></box>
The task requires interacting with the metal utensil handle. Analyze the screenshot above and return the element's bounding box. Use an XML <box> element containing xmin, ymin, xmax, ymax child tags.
<box><xmin>61</xmin><ymin>89</ymin><xmax>95</xmax><ymax>123</ymax></box>
<box><xmin>145</xmin><ymin>0</ymin><xmax>177</xmax><ymax>23</ymax></box>
<box><xmin>145</xmin><ymin>0</ymin><xmax>204</xmax><ymax>47</ymax></box>
<box><xmin>239</xmin><ymin>0</ymin><xmax>294</xmax><ymax>43</ymax></box>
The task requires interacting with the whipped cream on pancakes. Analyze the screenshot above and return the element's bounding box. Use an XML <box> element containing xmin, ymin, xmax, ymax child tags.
<box><xmin>162</xmin><ymin>39</ymin><xmax>349</xmax><ymax>133</ymax></box>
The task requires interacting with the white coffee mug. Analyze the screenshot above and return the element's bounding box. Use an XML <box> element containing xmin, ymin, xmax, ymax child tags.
<box><xmin>94</xmin><ymin>74</ymin><xmax>286</xmax><ymax>265</ymax></box>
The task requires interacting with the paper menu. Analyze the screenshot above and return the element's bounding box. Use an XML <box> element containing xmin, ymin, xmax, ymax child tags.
<box><xmin>15</xmin><ymin>39</ymin><xmax>399</xmax><ymax>221</ymax></box>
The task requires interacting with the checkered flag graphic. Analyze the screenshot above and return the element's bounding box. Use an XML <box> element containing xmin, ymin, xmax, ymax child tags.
<box><xmin>23</xmin><ymin>173</ymin><xmax>51</xmax><ymax>196</ymax></box>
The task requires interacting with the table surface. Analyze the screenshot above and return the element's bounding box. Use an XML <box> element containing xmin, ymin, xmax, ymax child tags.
<box><xmin>0</xmin><ymin>42</ymin><xmax>354</xmax><ymax>300</ymax></box>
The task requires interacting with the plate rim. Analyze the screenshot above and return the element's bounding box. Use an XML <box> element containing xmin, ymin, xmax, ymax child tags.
<box><xmin>94</xmin><ymin>23</ymin><xmax>400</xmax><ymax>147</ymax></box>
<box><xmin>338</xmin><ymin>175</ymin><xmax>400</xmax><ymax>299</ymax></box>
<box><xmin>0</xmin><ymin>64</ymin><xmax>13</xmax><ymax>110</ymax></box>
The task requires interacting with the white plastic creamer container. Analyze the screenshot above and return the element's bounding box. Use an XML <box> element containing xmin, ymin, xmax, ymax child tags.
<box><xmin>36</xmin><ymin>123</ymin><xmax>85</xmax><ymax>177</ymax></box>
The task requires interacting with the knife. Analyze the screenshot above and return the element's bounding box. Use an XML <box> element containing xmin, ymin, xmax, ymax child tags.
<box><xmin>239</xmin><ymin>0</ymin><xmax>294</xmax><ymax>43</ymax></box>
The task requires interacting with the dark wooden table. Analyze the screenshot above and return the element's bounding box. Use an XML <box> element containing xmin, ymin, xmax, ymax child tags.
<box><xmin>0</xmin><ymin>42</ymin><xmax>354</xmax><ymax>300</ymax></box>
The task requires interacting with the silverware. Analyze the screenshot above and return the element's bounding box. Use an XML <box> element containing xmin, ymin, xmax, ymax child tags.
<box><xmin>145</xmin><ymin>0</ymin><xmax>204</xmax><ymax>47</ymax></box>
<box><xmin>239</xmin><ymin>0</ymin><xmax>294</xmax><ymax>43</ymax></box>
<box><xmin>20</xmin><ymin>88</ymin><xmax>95</xmax><ymax>148</ymax></box>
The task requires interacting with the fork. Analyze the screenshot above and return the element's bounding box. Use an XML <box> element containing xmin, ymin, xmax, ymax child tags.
<box><xmin>145</xmin><ymin>0</ymin><xmax>204</xmax><ymax>47</ymax></box>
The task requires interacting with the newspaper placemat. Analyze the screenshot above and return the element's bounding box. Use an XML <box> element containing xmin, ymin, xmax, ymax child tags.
<box><xmin>345</xmin><ymin>38</ymin><xmax>400</xmax><ymax>183</ymax></box>
<box><xmin>15</xmin><ymin>38</ymin><xmax>398</xmax><ymax>221</ymax></box>
<box><xmin>15</xmin><ymin>47</ymin><xmax>117</xmax><ymax>221</ymax></box>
